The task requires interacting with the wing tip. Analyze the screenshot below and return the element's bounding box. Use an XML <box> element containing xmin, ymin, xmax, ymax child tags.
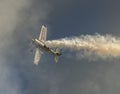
<box><xmin>33</xmin><ymin>61</ymin><xmax>39</xmax><ymax>65</ymax></box>
<box><xmin>42</xmin><ymin>25</ymin><xmax>47</xmax><ymax>28</ymax></box>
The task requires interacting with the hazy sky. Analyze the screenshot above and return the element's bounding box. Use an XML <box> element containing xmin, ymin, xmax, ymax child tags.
<box><xmin>1</xmin><ymin>0</ymin><xmax>120</xmax><ymax>94</ymax></box>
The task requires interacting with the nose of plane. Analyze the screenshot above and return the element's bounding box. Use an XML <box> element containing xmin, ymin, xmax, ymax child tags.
<box><xmin>32</xmin><ymin>39</ymin><xmax>35</xmax><ymax>43</ymax></box>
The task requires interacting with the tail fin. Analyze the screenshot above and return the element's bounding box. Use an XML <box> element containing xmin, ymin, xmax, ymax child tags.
<box><xmin>56</xmin><ymin>48</ymin><xmax>60</xmax><ymax>53</ymax></box>
<box><xmin>54</xmin><ymin>55</ymin><xmax>59</xmax><ymax>63</ymax></box>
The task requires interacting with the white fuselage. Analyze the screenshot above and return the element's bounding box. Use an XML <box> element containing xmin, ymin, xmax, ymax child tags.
<box><xmin>33</xmin><ymin>38</ymin><xmax>61</xmax><ymax>56</ymax></box>
<box><xmin>33</xmin><ymin>39</ymin><xmax>52</xmax><ymax>53</ymax></box>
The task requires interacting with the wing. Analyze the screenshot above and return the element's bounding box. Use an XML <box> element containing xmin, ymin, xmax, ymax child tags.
<box><xmin>33</xmin><ymin>48</ymin><xmax>42</xmax><ymax>65</ymax></box>
<box><xmin>39</xmin><ymin>25</ymin><xmax>47</xmax><ymax>41</ymax></box>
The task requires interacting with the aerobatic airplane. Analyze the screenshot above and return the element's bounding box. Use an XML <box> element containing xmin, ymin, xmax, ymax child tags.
<box><xmin>32</xmin><ymin>25</ymin><xmax>62</xmax><ymax>65</ymax></box>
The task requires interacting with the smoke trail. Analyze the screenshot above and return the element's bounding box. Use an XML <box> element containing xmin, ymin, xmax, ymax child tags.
<box><xmin>46</xmin><ymin>34</ymin><xmax>120</xmax><ymax>57</ymax></box>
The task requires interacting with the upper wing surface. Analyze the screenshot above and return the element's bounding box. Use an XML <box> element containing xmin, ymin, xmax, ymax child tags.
<box><xmin>39</xmin><ymin>25</ymin><xmax>47</xmax><ymax>41</ymax></box>
<box><xmin>33</xmin><ymin>48</ymin><xmax>42</xmax><ymax>65</ymax></box>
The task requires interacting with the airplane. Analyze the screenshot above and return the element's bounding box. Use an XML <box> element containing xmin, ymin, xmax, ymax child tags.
<box><xmin>32</xmin><ymin>25</ymin><xmax>62</xmax><ymax>65</ymax></box>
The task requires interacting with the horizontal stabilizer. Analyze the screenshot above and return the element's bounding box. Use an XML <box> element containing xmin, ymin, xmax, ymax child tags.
<box><xmin>54</xmin><ymin>55</ymin><xmax>59</xmax><ymax>63</ymax></box>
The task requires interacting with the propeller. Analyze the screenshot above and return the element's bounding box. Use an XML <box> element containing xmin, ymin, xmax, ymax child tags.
<box><xmin>28</xmin><ymin>38</ymin><xmax>36</xmax><ymax>53</ymax></box>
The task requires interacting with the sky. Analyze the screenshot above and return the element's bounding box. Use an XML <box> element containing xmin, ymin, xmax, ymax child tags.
<box><xmin>1</xmin><ymin>0</ymin><xmax>120</xmax><ymax>94</ymax></box>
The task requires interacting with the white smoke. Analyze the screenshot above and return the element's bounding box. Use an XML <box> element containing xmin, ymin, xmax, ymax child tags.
<box><xmin>46</xmin><ymin>34</ymin><xmax>120</xmax><ymax>57</ymax></box>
